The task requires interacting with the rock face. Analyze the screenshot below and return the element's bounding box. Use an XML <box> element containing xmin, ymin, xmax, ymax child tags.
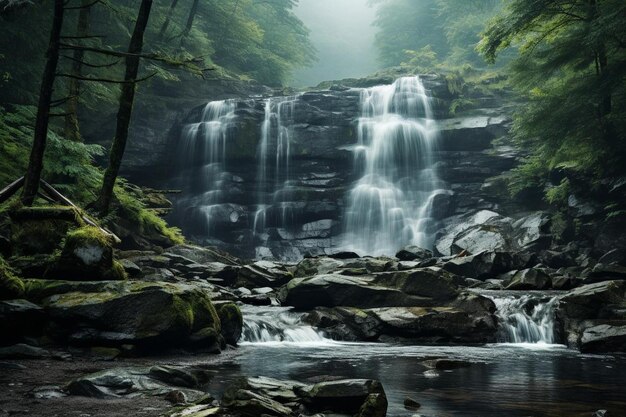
<box><xmin>127</xmin><ymin>74</ymin><xmax>516</xmax><ymax>260</ymax></box>
<box><xmin>557</xmin><ymin>280</ymin><xmax>626</xmax><ymax>352</ymax></box>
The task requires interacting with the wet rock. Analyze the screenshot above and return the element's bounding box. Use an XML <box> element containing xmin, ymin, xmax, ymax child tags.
<box><xmin>119</xmin><ymin>259</ymin><xmax>142</xmax><ymax>277</ymax></box>
<box><xmin>164</xmin><ymin>389</ymin><xmax>187</xmax><ymax>404</ymax></box>
<box><xmin>599</xmin><ymin>249</ymin><xmax>626</xmax><ymax>266</ymax></box>
<box><xmin>588</xmin><ymin>263</ymin><xmax>626</xmax><ymax>282</ymax></box>
<box><xmin>294</xmin><ymin>257</ymin><xmax>345</xmax><ymax>277</ymax></box>
<box><xmin>0</xmin><ymin>299</ymin><xmax>46</xmax><ymax>343</ymax></box>
<box><xmin>34</xmin><ymin>280</ymin><xmax>222</xmax><ymax>351</ymax></box>
<box><xmin>442</xmin><ymin>251</ymin><xmax>519</xmax><ymax>280</ymax></box>
<box><xmin>29</xmin><ymin>385</ymin><xmax>66</xmax><ymax>399</ymax></box>
<box><xmin>369</xmin><ymin>304</ymin><xmax>497</xmax><ymax>344</ymax></box>
<box><xmin>435</xmin><ymin>210</ymin><xmax>514</xmax><ymax>256</ymax></box>
<box><xmin>375</xmin><ymin>268</ymin><xmax>459</xmax><ymax>301</ymax></box>
<box><xmin>303</xmin><ymin>307</ymin><xmax>383</xmax><ymax>341</ymax></box>
<box><xmin>0</xmin><ymin>343</ymin><xmax>51</xmax><ymax>359</ymax></box>
<box><xmin>558</xmin><ymin>281</ymin><xmax>626</xmax><ymax>320</ymax></box>
<box><xmin>236</xmin><ymin>261</ymin><xmax>293</xmax><ymax>288</ymax></box>
<box><xmin>580</xmin><ymin>324</ymin><xmax>626</xmax><ymax>353</ymax></box>
<box><xmin>395</xmin><ymin>246</ymin><xmax>433</xmax><ymax>262</ymax></box>
<box><xmin>165</xmin><ymin>244</ymin><xmax>240</xmax><ymax>266</ymax></box>
<box><xmin>298</xmin><ymin>379</ymin><xmax>387</xmax><ymax>416</ymax></box>
<box><xmin>404</xmin><ymin>397</ymin><xmax>421</xmax><ymax>410</ymax></box>
<box><xmin>423</xmin><ymin>358</ymin><xmax>473</xmax><ymax>370</ymax></box>
<box><xmin>512</xmin><ymin>212</ymin><xmax>552</xmax><ymax>251</ymax></box>
<box><xmin>67</xmin><ymin>366</ymin><xmax>209</xmax><ymax>400</ymax></box>
<box><xmin>215</xmin><ymin>302</ymin><xmax>243</xmax><ymax>345</ymax></box>
<box><xmin>505</xmin><ymin>268</ymin><xmax>552</xmax><ymax>290</ymax></box>
<box><xmin>283</xmin><ymin>274</ymin><xmax>427</xmax><ymax>309</ymax></box>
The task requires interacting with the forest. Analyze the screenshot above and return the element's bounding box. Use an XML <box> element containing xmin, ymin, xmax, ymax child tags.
<box><xmin>0</xmin><ymin>1</ymin><xmax>625</xmax><ymax>416</ymax></box>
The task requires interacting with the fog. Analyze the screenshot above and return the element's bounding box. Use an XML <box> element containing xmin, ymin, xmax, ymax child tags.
<box><xmin>291</xmin><ymin>0</ymin><xmax>380</xmax><ymax>87</ymax></box>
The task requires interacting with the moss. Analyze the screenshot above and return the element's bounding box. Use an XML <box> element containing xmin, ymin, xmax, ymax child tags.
<box><xmin>64</xmin><ymin>226</ymin><xmax>113</xmax><ymax>251</ymax></box>
<box><xmin>11</xmin><ymin>218</ymin><xmax>72</xmax><ymax>256</ymax></box>
<box><xmin>0</xmin><ymin>255</ymin><xmax>25</xmax><ymax>299</ymax></box>
<box><xmin>101</xmin><ymin>260</ymin><xmax>127</xmax><ymax>281</ymax></box>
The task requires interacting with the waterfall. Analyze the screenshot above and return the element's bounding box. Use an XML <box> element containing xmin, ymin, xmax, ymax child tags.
<box><xmin>254</xmin><ymin>96</ymin><xmax>299</xmax><ymax>239</ymax></box>
<box><xmin>489</xmin><ymin>293</ymin><xmax>559</xmax><ymax>344</ymax></box>
<box><xmin>174</xmin><ymin>100</ymin><xmax>237</xmax><ymax>235</ymax></box>
<box><xmin>240</xmin><ymin>306</ymin><xmax>329</xmax><ymax>344</ymax></box>
<box><xmin>343</xmin><ymin>76</ymin><xmax>444</xmax><ymax>256</ymax></box>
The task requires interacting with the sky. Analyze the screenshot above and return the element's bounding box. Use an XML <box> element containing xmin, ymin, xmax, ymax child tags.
<box><xmin>291</xmin><ymin>0</ymin><xmax>380</xmax><ymax>87</ymax></box>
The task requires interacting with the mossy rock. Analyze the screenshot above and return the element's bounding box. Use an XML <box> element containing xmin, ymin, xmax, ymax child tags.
<box><xmin>0</xmin><ymin>255</ymin><xmax>25</xmax><ymax>300</ymax></box>
<box><xmin>216</xmin><ymin>302</ymin><xmax>243</xmax><ymax>345</ymax></box>
<box><xmin>47</xmin><ymin>226</ymin><xmax>127</xmax><ymax>281</ymax></box>
<box><xmin>32</xmin><ymin>280</ymin><xmax>221</xmax><ymax>351</ymax></box>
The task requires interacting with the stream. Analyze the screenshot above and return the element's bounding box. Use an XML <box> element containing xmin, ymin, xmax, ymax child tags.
<box><xmin>207</xmin><ymin>299</ymin><xmax>626</xmax><ymax>416</ymax></box>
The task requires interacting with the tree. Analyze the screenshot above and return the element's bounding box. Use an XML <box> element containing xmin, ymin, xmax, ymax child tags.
<box><xmin>21</xmin><ymin>0</ymin><xmax>64</xmax><ymax>206</ymax></box>
<box><xmin>64</xmin><ymin>0</ymin><xmax>92</xmax><ymax>142</ymax></box>
<box><xmin>479</xmin><ymin>0</ymin><xmax>626</xmax><ymax>194</ymax></box>
<box><xmin>95</xmin><ymin>0</ymin><xmax>153</xmax><ymax>215</ymax></box>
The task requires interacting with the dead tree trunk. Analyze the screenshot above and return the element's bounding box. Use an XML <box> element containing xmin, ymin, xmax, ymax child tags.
<box><xmin>64</xmin><ymin>0</ymin><xmax>92</xmax><ymax>142</ymax></box>
<box><xmin>95</xmin><ymin>0</ymin><xmax>153</xmax><ymax>215</ymax></box>
<box><xmin>21</xmin><ymin>0</ymin><xmax>65</xmax><ymax>206</ymax></box>
<box><xmin>180</xmin><ymin>0</ymin><xmax>199</xmax><ymax>46</ymax></box>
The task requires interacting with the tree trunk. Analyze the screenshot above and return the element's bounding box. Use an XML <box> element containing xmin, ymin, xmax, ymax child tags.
<box><xmin>180</xmin><ymin>0</ymin><xmax>199</xmax><ymax>45</ymax></box>
<box><xmin>64</xmin><ymin>0</ymin><xmax>91</xmax><ymax>142</ymax></box>
<box><xmin>157</xmin><ymin>0</ymin><xmax>178</xmax><ymax>40</ymax></box>
<box><xmin>21</xmin><ymin>0</ymin><xmax>65</xmax><ymax>206</ymax></box>
<box><xmin>95</xmin><ymin>0</ymin><xmax>152</xmax><ymax>215</ymax></box>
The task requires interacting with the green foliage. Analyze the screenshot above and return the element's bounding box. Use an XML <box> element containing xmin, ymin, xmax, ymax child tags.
<box><xmin>371</xmin><ymin>0</ymin><xmax>507</xmax><ymax>69</ymax></box>
<box><xmin>113</xmin><ymin>181</ymin><xmax>184</xmax><ymax>245</ymax></box>
<box><xmin>479</xmin><ymin>0</ymin><xmax>626</xmax><ymax>203</ymax></box>
<box><xmin>546</xmin><ymin>179</ymin><xmax>571</xmax><ymax>206</ymax></box>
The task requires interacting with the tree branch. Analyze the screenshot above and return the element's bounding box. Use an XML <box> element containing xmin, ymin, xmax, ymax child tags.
<box><xmin>56</xmin><ymin>71</ymin><xmax>158</xmax><ymax>83</ymax></box>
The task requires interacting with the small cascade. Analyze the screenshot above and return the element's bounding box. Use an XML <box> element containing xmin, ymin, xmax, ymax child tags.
<box><xmin>343</xmin><ymin>76</ymin><xmax>445</xmax><ymax>256</ymax></box>
<box><xmin>489</xmin><ymin>293</ymin><xmax>559</xmax><ymax>344</ymax></box>
<box><xmin>254</xmin><ymin>96</ymin><xmax>299</xmax><ymax>240</ymax></box>
<box><xmin>173</xmin><ymin>99</ymin><xmax>237</xmax><ymax>236</ymax></box>
<box><xmin>240</xmin><ymin>306</ymin><xmax>328</xmax><ymax>344</ymax></box>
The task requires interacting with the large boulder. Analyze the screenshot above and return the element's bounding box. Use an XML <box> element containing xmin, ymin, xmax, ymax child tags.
<box><xmin>505</xmin><ymin>268</ymin><xmax>552</xmax><ymax>290</ymax></box>
<box><xmin>26</xmin><ymin>280</ymin><xmax>222</xmax><ymax>351</ymax></box>
<box><xmin>375</xmin><ymin>268</ymin><xmax>459</xmax><ymax>301</ymax></box>
<box><xmin>215</xmin><ymin>302</ymin><xmax>243</xmax><ymax>345</ymax></box>
<box><xmin>294</xmin><ymin>257</ymin><xmax>345</xmax><ymax>277</ymax></box>
<box><xmin>236</xmin><ymin>261</ymin><xmax>293</xmax><ymax>288</ymax></box>
<box><xmin>442</xmin><ymin>251</ymin><xmax>522</xmax><ymax>280</ymax></box>
<box><xmin>579</xmin><ymin>324</ymin><xmax>626</xmax><ymax>353</ymax></box>
<box><xmin>282</xmin><ymin>274</ymin><xmax>429</xmax><ymax>309</ymax></box>
<box><xmin>67</xmin><ymin>365</ymin><xmax>211</xmax><ymax>401</ymax></box>
<box><xmin>0</xmin><ymin>255</ymin><xmax>25</xmax><ymax>300</ymax></box>
<box><xmin>557</xmin><ymin>281</ymin><xmax>626</xmax><ymax>350</ymax></box>
<box><xmin>369</xmin><ymin>302</ymin><xmax>497</xmax><ymax>344</ymax></box>
<box><xmin>0</xmin><ymin>299</ymin><xmax>46</xmax><ymax>344</ymax></box>
<box><xmin>47</xmin><ymin>226</ymin><xmax>126</xmax><ymax>281</ymax></box>
<box><xmin>395</xmin><ymin>246</ymin><xmax>433</xmax><ymax>262</ymax></box>
<box><xmin>297</xmin><ymin>379</ymin><xmax>387</xmax><ymax>417</ymax></box>
<box><xmin>303</xmin><ymin>307</ymin><xmax>383</xmax><ymax>341</ymax></box>
<box><xmin>435</xmin><ymin>210</ymin><xmax>514</xmax><ymax>256</ymax></box>
<box><xmin>512</xmin><ymin>212</ymin><xmax>552</xmax><ymax>251</ymax></box>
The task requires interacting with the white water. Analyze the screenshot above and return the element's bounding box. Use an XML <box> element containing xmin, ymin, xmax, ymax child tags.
<box><xmin>254</xmin><ymin>96</ymin><xmax>299</xmax><ymax>250</ymax></box>
<box><xmin>176</xmin><ymin>100</ymin><xmax>237</xmax><ymax>234</ymax></box>
<box><xmin>488</xmin><ymin>293</ymin><xmax>560</xmax><ymax>344</ymax></box>
<box><xmin>343</xmin><ymin>76</ymin><xmax>444</xmax><ymax>256</ymax></box>
<box><xmin>240</xmin><ymin>306</ymin><xmax>333</xmax><ymax>345</ymax></box>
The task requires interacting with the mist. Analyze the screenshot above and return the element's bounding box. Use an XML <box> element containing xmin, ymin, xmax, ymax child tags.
<box><xmin>291</xmin><ymin>0</ymin><xmax>380</xmax><ymax>87</ymax></box>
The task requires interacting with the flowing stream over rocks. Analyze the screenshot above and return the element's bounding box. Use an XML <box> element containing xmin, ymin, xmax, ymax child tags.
<box><xmin>485</xmin><ymin>291</ymin><xmax>560</xmax><ymax>345</ymax></box>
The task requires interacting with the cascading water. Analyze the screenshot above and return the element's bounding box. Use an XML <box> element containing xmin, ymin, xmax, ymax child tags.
<box><xmin>489</xmin><ymin>293</ymin><xmax>559</xmax><ymax>344</ymax></box>
<box><xmin>253</xmin><ymin>96</ymin><xmax>299</xmax><ymax>239</ymax></box>
<box><xmin>240</xmin><ymin>305</ymin><xmax>329</xmax><ymax>344</ymax></box>
<box><xmin>173</xmin><ymin>99</ymin><xmax>237</xmax><ymax>235</ymax></box>
<box><xmin>343</xmin><ymin>76</ymin><xmax>446</xmax><ymax>256</ymax></box>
